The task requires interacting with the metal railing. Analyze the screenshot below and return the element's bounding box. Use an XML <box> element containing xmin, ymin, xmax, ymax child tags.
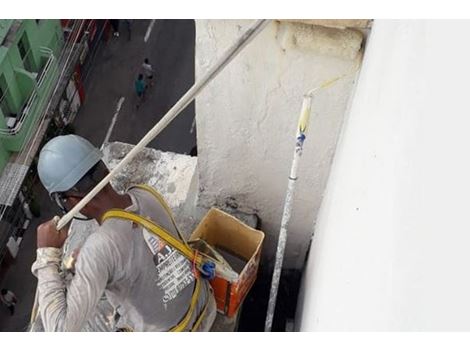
<box><xmin>0</xmin><ymin>47</ymin><xmax>55</xmax><ymax>136</ymax></box>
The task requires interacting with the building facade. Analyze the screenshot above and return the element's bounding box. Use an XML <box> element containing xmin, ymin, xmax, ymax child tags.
<box><xmin>0</xmin><ymin>19</ymin><xmax>63</xmax><ymax>266</ymax></box>
<box><xmin>0</xmin><ymin>20</ymin><xmax>63</xmax><ymax>171</ymax></box>
<box><xmin>0</xmin><ymin>19</ymin><xmax>110</xmax><ymax>271</ymax></box>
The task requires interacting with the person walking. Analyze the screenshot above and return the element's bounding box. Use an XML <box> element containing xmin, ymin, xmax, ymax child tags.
<box><xmin>124</xmin><ymin>19</ymin><xmax>133</xmax><ymax>41</ymax></box>
<box><xmin>134</xmin><ymin>74</ymin><xmax>146</xmax><ymax>109</ymax></box>
<box><xmin>32</xmin><ymin>135</ymin><xmax>216</xmax><ymax>331</ymax></box>
<box><xmin>1</xmin><ymin>289</ymin><xmax>18</xmax><ymax>316</ymax></box>
<box><xmin>109</xmin><ymin>19</ymin><xmax>120</xmax><ymax>37</ymax></box>
<box><xmin>142</xmin><ymin>58</ymin><xmax>155</xmax><ymax>87</ymax></box>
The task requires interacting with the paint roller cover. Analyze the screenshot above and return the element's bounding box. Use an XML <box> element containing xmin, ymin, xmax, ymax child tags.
<box><xmin>281</xmin><ymin>22</ymin><xmax>364</xmax><ymax>60</ymax></box>
<box><xmin>284</xmin><ymin>19</ymin><xmax>372</xmax><ymax>30</ymax></box>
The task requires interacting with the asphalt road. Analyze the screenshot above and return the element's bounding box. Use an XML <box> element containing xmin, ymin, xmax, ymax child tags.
<box><xmin>74</xmin><ymin>19</ymin><xmax>197</xmax><ymax>153</ymax></box>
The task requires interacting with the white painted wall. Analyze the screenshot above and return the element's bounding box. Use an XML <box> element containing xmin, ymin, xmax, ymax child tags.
<box><xmin>195</xmin><ymin>20</ymin><xmax>362</xmax><ymax>268</ymax></box>
<box><xmin>298</xmin><ymin>20</ymin><xmax>470</xmax><ymax>331</ymax></box>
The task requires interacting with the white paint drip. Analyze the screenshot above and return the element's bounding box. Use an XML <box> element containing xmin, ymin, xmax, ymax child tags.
<box><xmin>102</xmin><ymin>97</ymin><xmax>125</xmax><ymax>148</ymax></box>
<box><xmin>144</xmin><ymin>20</ymin><xmax>156</xmax><ymax>43</ymax></box>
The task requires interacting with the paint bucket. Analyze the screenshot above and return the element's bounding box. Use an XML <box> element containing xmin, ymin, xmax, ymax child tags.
<box><xmin>190</xmin><ymin>208</ymin><xmax>264</xmax><ymax>318</ymax></box>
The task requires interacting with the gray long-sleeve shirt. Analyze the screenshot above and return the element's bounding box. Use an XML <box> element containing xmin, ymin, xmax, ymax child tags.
<box><xmin>31</xmin><ymin>187</ymin><xmax>215</xmax><ymax>332</ymax></box>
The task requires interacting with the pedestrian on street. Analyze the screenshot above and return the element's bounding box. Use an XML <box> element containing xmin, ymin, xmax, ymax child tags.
<box><xmin>1</xmin><ymin>288</ymin><xmax>18</xmax><ymax>316</ymax></box>
<box><xmin>109</xmin><ymin>19</ymin><xmax>120</xmax><ymax>37</ymax></box>
<box><xmin>135</xmin><ymin>73</ymin><xmax>146</xmax><ymax>108</ymax></box>
<box><xmin>32</xmin><ymin>135</ymin><xmax>217</xmax><ymax>331</ymax></box>
<box><xmin>142</xmin><ymin>58</ymin><xmax>155</xmax><ymax>87</ymax></box>
<box><xmin>124</xmin><ymin>19</ymin><xmax>133</xmax><ymax>41</ymax></box>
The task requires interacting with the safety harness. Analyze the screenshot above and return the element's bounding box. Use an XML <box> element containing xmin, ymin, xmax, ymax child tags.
<box><xmin>101</xmin><ymin>184</ymin><xmax>215</xmax><ymax>332</ymax></box>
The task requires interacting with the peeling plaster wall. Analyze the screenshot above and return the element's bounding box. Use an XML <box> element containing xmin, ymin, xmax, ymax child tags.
<box><xmin>195</xmin><ymin>20</ymin><xmax>362</xmax><ymax>269</ymax></box>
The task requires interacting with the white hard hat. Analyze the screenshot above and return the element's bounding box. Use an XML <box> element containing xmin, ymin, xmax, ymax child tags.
<box><xmin>37</xmin><ymin>134</ymin><xmax>103</xmax><ymax>194</ymax></box>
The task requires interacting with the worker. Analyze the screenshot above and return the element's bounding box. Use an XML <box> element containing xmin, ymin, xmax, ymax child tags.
<box><xmin>31</xmin><ymin>134</ymin><xmax>216</xmax><ymax>331</ymax></box>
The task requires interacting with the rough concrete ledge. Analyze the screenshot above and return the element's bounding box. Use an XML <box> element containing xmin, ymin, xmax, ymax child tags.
<box><xmin>102</xmin><ymin>141</ymin><xmax>197</xmax><ymax>209</ymax></box>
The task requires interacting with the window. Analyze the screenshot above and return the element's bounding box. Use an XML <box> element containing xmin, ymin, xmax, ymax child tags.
<box><xmin>0</xmin><ymin>75</ymin><xmax>12</xmax><ymax>117</ymax></box>
<box><xmin>17</xmin><ymin>39</ymin><xmax>27</xmax><ymax>58</ymax></box>
<box><xmin>17</xmin><ymin>33</ymin><xmax>35</xmax><ymax>72</ymax></box>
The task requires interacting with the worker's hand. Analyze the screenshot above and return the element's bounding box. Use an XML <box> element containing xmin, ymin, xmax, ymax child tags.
<box><xmin>37</xmin><ymin>217</ymin><xmax>68</xmax><ymax>248</ymax></box>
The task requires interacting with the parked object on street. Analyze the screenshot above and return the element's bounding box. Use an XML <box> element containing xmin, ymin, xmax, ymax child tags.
<box><xmin>1</xmin><ymin>288</ymin><xmax>18</xmax><ymax>316</ymax></box>
<box><xmin>33</xmin><ymin>134</ymin><xmax>217</xmax><ymax>331</ymax></box>
<box><xmin>6</xmin><ymin>237</ymin><xmax>20</xmax><ymax>259</ymax></box>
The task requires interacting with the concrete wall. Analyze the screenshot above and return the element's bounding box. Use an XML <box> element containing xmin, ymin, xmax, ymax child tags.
<box><xmin>298</xmin><ymin>20</ymin><xmax>470</xmax><ymax>331</ymax></box>
<box><xmin>194</xmin><ymin>20</ymin><xmax>363</xmax><ymax>269</ymax></box>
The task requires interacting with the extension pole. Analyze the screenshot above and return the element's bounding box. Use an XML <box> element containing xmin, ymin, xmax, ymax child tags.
<box><xmin>264</xmin><ymin>94</ymin><xmax>313</xmax><ymax>332</ymax></box>
<box><xmin>263</xmin><ymin>57</ymin><xmax>362</xmax><ymax>331</ymax></box>
<box><xmin>30</xmin><ymin>19</ymin><xmax>271</xmax><ymax>328</ymax></box>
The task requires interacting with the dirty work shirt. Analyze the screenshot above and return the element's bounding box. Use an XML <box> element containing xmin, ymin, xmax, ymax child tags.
<box><xmin>31</xmin><ymin>187</ymin><xmax>215</xmax><ymax>332</ymax></box>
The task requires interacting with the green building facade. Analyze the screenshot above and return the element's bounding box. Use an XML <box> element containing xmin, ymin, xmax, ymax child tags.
<box><xmin>0</xmin><ymin>19</ymin><xmax>63</xmax><ymax>172</ymax></box>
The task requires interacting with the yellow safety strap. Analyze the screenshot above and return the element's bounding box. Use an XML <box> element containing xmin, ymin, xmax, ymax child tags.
<box><xmin>170</xmin><ymin>278</ymin><xmax>202</xmax><ymax>332</ymax></box>
<box><xmin>102</xmin><ymin>208</ymin><xmax>206</xmax><ymax>332</ymax></box>
<box><xmin>102</xmin><ymin>209</ymin><xmax>204</xmax><ymax>267</ymax></box>
<box><xmin>131</xmin><ymin>184</ymin><xmax>186</xmax><ymax>243</ymax></box>
<box><xmin>131</xmin><ymin>184</ymin><xmax>222</xmax><ymax>266</ymax></box>
<box><xmin>190</xmin><ymin>287</ymin><xmax>210</xmax><ymax>332</ymax></box>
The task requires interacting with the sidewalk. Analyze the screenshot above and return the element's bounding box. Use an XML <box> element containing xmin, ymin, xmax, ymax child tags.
<box><xmin>0</xmin><ymin>184</ymin><xmax>55</xmax><ymax>331</ymax></box>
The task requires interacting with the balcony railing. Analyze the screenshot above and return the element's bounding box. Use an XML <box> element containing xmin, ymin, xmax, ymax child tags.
<box><xmin>0</xmin><ymin>47</ymin><xmax>55</xmax><ymax>136</ymax></box>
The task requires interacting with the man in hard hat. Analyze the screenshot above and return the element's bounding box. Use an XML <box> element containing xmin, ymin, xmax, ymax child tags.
<box><xmin>31</xmin><ymin>134</ymin><xmax>216</xmax><ymax>331</ymax></box>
